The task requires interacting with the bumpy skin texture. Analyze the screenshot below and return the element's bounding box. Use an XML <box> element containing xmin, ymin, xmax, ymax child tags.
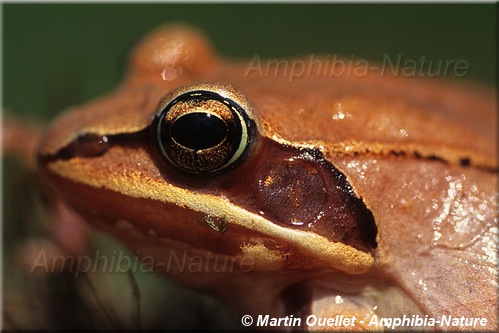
<box><xmin>39</xmin><ymin>25</ymin><xmax>497</xmax><ymax>331</ymax></box>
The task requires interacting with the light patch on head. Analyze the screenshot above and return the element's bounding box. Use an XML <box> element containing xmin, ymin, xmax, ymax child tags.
<box><xmin>204</xmin><ymin>214</ymin><xmax>228</xmax><ymax>233</ymax></box>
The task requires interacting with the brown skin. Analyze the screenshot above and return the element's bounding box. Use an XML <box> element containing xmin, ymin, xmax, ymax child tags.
<box><xmin>39</xmin><ymin>25</ymin><xmax>496</xmax><ymax>331</ymax></box>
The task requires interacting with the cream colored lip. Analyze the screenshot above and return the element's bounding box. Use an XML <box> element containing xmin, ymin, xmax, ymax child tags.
<box><xmin>47</xmin><ymin>151</ymin><xmax>374</xmax><ymax>274</ymax></box>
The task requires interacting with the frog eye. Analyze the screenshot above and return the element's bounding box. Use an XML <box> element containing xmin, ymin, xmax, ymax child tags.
<box><xmin>155</xmin><ymin>84</ymin><xmax>256</xmax><ymax>175</ymax></box>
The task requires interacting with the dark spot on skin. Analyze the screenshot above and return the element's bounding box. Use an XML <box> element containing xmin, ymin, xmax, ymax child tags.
<box><xmin>460</xmin><ymin>157</ymin><xmax>471</xmax><ymax>166</ymax></box>
<box><xmin>390</xmin><ymin>150</ymin><xmax>406</xmax><ymax>157</ymax></box>
<box><xmin>427</xmin><ymin>154</ymin><xmax>446</xmax><ymax>163</ymax></box>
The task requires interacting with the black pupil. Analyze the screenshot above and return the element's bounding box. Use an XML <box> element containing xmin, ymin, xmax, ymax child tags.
<box><xmin>170</xmin><ymin>112</ymin><xmax>228</xmax><ymax>151</ymax></box>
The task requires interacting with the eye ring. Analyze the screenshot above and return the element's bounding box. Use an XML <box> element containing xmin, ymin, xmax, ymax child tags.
<box><xmin>154</xmin><ymin>83</ymin><xmax>257</xmax><ymax>176</ymax></box>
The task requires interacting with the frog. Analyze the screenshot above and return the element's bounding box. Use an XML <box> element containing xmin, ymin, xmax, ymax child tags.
<box><xmin>36</xmin><ymin>25</ymin><xmax>496</xmax><ymax>331</ymax></box>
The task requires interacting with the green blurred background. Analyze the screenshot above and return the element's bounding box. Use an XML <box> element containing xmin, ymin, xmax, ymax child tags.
<box><xmin>3</xmin><ymin>3</ymin><xmax>496</xmax><ymax>122</ymax></box>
